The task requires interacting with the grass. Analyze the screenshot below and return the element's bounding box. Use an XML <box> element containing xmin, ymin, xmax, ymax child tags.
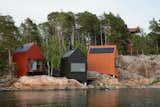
<box><xmin>151</xmin><ymin>77</ymin><xmax>160</xmax><ymax>84</ymax></box>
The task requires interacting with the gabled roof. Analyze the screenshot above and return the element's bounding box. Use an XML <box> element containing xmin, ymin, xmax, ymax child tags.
<box><xmin>62</xmin><ymin>49</ymin><xmax>76</xmax><ymax>58</ymax></box>
<box><xmin>14</xmin><ymin>43</ymin><xmax>34</xmax><ymax>53</ymax></box>
<box><xmin>128</xmin><ymin>28</ymin><xmax>139</xmax><ymax>33</ymax></box>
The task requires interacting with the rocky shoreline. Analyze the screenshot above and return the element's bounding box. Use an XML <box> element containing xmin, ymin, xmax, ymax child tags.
<box><xmin>1</xmin><ymin>84</ymin><xmax>160</xmax><ymax>92</ymax></box>
<box><xmin>1</xmin><ymin>55</ymin><xmax>160</xmax><ymax>91</ymax></box>
<box><xmin>0</xmin><ymin>75</ymin><xmax>160</xmax><ymax>92</ymax></box>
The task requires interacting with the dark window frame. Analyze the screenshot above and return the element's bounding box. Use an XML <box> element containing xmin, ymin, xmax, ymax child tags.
<box><xmin>71</xmin><ymin>63</ymin><xmax>86</xmax><ymax>72</ymax></box>
<box><xmin>89</xmin><ymin>48</ymin><xmax>114</xmax><ymax>54</ymax></box>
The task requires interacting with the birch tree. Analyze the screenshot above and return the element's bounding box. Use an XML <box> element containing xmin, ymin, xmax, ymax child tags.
<box><xmin>41</xmin><ymin>35</ymin><xmax>66</xmax><ymax>75</ymax></box>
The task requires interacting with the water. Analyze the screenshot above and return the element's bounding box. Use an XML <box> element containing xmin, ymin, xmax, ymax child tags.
<box><xmin>0</xmin><ymin>89</ymin><xmax>160</xmax><ymax>107</ymax></box>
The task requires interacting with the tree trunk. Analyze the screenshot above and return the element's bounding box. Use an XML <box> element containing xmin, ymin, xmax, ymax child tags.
<box><xmin>137</xmin><ymin>50</ymin><xmax>139</xmax><ymax>55</ymax></box>
<box><xmin>95</xmin><ymin>36</ymin><xmax>97</xmax><ymax>45</ymax></box>
<box><xmin>104</xmin><ymin>31</ymin><xmax>107</xmax><ymax>45</ymax></box>
<box><xmin>51</xmin><ymin>69</ymin><xmax>53</xmax><ymax>76</ymax></box>
<box><xmin>71</xmin><ymin>26</ymin><xmax>74</xmax><ymax>49</ymax></box>
<box><xmin>8</xmin><ymin>49</ymin><xmax>12</xmax><ymax>65</ymax></box>
<box><xmin>51</xmin><ymin>64</ymin><xmax>53</xmax><ymax>76</ymax></box>
<box><xmin>100</xmin><ymin>27</ymin><xmax>103</xmax><ymax>45</ymax></box>
<box><xmin>141</xmin><ymin>50</ymin><xmax>144</xmax><ymax>55</ymax></box>
<box><xmin>156</xmin><ymin>41</ymin><xmax>159</xmax><ymax>54</ymax></box>
<box><xmin>47</xmin><ymin>61</ymin><xmax>50</xmax><ymax>75</ymax></box>
<box><xmin>8</xmin><ymin>49</ymin><xmax>12</xmax><ymax>78</ymax></box>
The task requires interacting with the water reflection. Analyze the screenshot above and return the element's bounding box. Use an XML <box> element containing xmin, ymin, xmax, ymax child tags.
<box><xmin>88</xmin><ymin>90</ymin><xmax>118</xmax><ymax>107</ymax></box>
<box><xmin>0</xmin><ymin>91</ymin><xmax>87</xmax><ymax>107</ymax></box>
<box><xmin>0</xmin><ymin>89</ymin><xmax>160</xmax><ymax>107</ymax></box>
<box><xmin>118</xmin><ymin>88</ymin><xmax>160</xmax><ymax>107</ymax></box>
<box><xmin>16</xmin><ymin>91</ymin><xmax>88</xmax><ymax>107</ymax></box>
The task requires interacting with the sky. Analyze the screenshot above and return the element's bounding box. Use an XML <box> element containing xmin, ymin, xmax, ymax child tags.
<box><xmin>0</xmin><ymin>0</ymin><xmax>160</xmax><ymax>33</ymax></box>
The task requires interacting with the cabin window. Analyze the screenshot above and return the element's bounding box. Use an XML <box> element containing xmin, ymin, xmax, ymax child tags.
<box><xmin>29</xmin><ymin>60</ymin><xmax>43</xmax><ymax>72</ymax></box>
<box><xmin>89</xmin><ymin>48</ymin><xmax>114</xmax><ymax>54</ymax></box>
<box><xmin>32</xmin><ymin>61</ymin><xmax>37</xmax><ymax>70</ymax></box>
<box><xmin>71</xmin><ymin>63</ymin><xmax>85</xmax><ymax>72</ymax></box>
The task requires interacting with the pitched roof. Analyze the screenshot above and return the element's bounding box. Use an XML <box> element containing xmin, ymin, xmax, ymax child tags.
<box><xmin>128</xmin><ymin>28</ymin><xmax>139</xmax><ymax>33</ymax></box>
<box><xmin>62</xmin><ymin>49</ymin><xmax>76</xmax><ymax>58</ymax></box>
<box><xmin>14</xmin><ymin>43</ymin><xmax>34</xmax><ymax>53</ymax></box>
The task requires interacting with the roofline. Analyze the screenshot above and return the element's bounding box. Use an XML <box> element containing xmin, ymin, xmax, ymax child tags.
<box><xmin>88</xmin><ymin>45</ymin><xmax>117</xmax><ymax>48</ymax></box>
<box><xmin>13</xmin><ymin>42</ymin><xmax>35</xmax><ymax>54</ymax></box>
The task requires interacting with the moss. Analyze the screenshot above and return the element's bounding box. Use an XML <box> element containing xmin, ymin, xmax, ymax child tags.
<box><xmin>151</xmin><ymin>77</ymin><xmax>160</xmax><ymax>84</ymax></box>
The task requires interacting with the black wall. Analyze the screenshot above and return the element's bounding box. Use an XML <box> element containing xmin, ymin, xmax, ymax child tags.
<box><xmin>60</xmin><ymin>49</ymin><xmax>87</xmax><ymax>83</ymax></box>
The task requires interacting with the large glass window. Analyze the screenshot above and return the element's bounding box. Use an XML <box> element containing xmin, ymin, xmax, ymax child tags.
<box><xmin>29</xmin><ymin>60</ymin><xmax>43</xmax><ymax>72</ymax></box>
<box><xmin>89</xmin><ymin>48</ymin><xmax>114</xmax><ymax>54</ymax></box>
<box><xmin>32</xmin><ymin>61</ymin><xmax>37</xmax><ymax>70</ymax></box>
<box><xmin>71</xmin><ymin>63</ymin><xmax>85</xmax><ymax>72</ymax></box>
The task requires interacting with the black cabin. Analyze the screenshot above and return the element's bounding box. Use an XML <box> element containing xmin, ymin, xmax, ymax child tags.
<box><xmin>60</xmin><ymin>49</ymin><xmax>87</xmax><ymax>83</ymax></box>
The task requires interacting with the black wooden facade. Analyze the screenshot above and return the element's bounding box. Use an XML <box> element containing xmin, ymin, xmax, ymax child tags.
<box><xmin>60</xmin><ymin>49</ymin><xmax>87</xmax><ymax>83</ymax></box>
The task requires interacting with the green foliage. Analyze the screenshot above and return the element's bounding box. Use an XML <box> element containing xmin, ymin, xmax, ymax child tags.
<box><xmin>41</xmin><ymin>35</ymin><xmax>66</xmax><ymax>72</ymax></box>
<box><xmin>47</xmin><ymin>12</ymin><xmax>75</xmax><ymax>39</ymax></box>
<box><xmin>148</xmin><ymin>18</ymin><xmax>160</xmax><ymax>53</ymax></box>
<box><xmin>1</xmin><ymin>11</ymin><xmax>160</xmax><ymax>75</ymax></box>
<box><xmin>149</xmin><ymin>18</ymin><xmax>160</xmax><ymax>32</ymax></box>
<box><xmin>0</xmin><ymin>15</ymin><xmax>20</xmax><ymax>49</ymax></box>
<box><xmin>74</xmin><ymin>39</ymin><xmax>87</xmax><ymax>55</ymax></box>
<box><xmin>0</xmin><ymin>47</ymin><xmax>8</xmax><ymax>74</ymax></box>
<box><xmin>0</xmin><ymin>15</ymin><xmax>20</xmax><ymax>73</ymax></box>
<box><xmin>151</xmin><ymin>77</ymin><xmax>160</xmax><ymax>84</ymax></box>
<box><xmin>76</xmin><ymin>11</ymin><xmax>100</xmax><ymax>36</ymax></box>
<box><xmin>131</xmin><ymin>34</ymin><xmax>155</xmax><ymax>54</ymax></box>
<box><xmin>19</xmin><ymin>18</ymin><xmax>42</xmax><ymax>46</ymax></box>
<box><xmin>38</xmin><ymin>22</ymin><xmax>51</xmax><ymax>39</ymax></box>
<box><xmin>76</xmin><ymin>11</ymin><xmax>100</xmax><ymax>45</ymax></box>
<box><xmin>102</xmin><ymin>13</ymin><xmax>130</xmax><ymax>54</ymax></box>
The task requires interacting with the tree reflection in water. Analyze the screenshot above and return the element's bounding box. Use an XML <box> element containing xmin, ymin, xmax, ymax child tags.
<box><xmin>0</xmin><ymin>89</ymin><xmax>160</xmax><ymax>107</ymax></box>
<box><xmin>13</xmin><ymin>91</ymin><xmax>87</xmax><ymax>107</ymax></box>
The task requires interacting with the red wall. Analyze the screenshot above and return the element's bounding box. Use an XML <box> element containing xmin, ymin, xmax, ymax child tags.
<box><xmin>13</xmin><ymin>43</ymin><xmax>43</xmax><ymax>76</ymax></box>
<box><xmin>27</xmin><ymin>44</ymin><xmax>43</xmax><ymax>60</ymax></box>
<box><xmin>13</xmin><ymin>52</ymin><xmax>28</xmax><ymax>76</ymax></box>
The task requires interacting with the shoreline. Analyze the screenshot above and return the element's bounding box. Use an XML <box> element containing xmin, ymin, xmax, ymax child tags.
<box><xmin>1</xmin><ymin>85</ymin><xmax>160</xmax><ymax>92</ymax></box>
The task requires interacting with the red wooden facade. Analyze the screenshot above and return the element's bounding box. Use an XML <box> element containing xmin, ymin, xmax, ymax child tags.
<box><xmin>12</xmin><ymin>43</ymin><xmax>43</xmax><ymax>76</ymax></box>
<box><xmin>128</xmin><ymin>28</ymin><xmax>140</xmax><ymax>33</ymax></box>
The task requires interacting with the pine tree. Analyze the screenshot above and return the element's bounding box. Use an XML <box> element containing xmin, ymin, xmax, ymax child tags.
<box><xmin>0</xmin><ymin>15</ymin><xmax>20</xmax><ymax>74</ymax></box>
<box><xmin>19</xmin><ymin>18</ymin><xmax>42</xmax><ymax>46</ymax></box>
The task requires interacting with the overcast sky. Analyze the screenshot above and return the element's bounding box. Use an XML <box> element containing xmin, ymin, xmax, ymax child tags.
<box><xmin>0</xmin><ymin>0</ymin><xmax>160</xmax><ymax>32</ymax></box>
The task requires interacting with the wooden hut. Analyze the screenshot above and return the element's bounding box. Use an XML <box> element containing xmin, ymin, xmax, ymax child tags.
<box><xmin>60</xmin><ymin>49</ymin><xmax>87</xmax><ymax>83</ymax></box>
<box><xmin>128</xmin><ymin>28</ymin><xmax>140</xmax><ymax>34</ymax></box>
<box><xmin>12</xmin><ymin>43</ymin><xmax>43</xmax><ymax>76</ymax></box>
<box><xmin>87</xmin><ymin>45</ymin><xmax>119</xmax><ymax>77</ymax></box>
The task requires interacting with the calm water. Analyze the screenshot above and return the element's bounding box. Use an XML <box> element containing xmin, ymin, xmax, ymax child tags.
<box><xmin>0</xmin><ymin>89</ymin><xmax>160</xmax><ymax>107</ymax></box>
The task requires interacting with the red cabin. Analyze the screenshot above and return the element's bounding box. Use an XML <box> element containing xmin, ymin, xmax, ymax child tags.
<box><xmin>128</xmin><ymin>28</ymin><xmax>140</xmax><ymax>33</ymax></box>
<box><xmin>12</xmin><ymin>43</ymin><xmax>43</xmax><ymax>76</ymax></box>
